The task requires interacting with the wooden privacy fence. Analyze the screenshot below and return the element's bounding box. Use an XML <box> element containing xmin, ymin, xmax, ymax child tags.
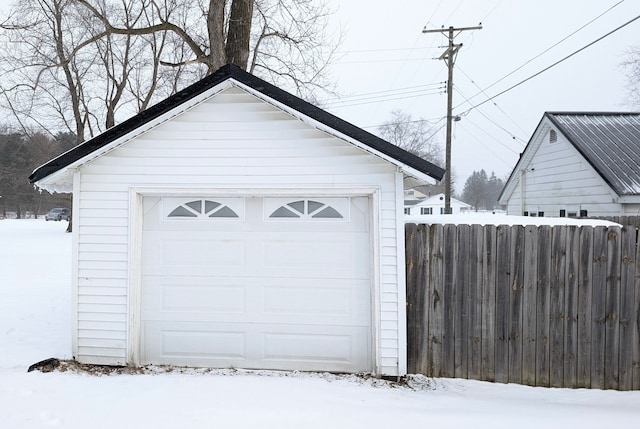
<box><xmin>405</xmin><ymin>223</ymin><xmax>640</xmax><ymax>390</ymax></box>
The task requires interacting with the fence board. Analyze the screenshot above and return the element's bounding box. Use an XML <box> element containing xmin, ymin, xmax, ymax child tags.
<box><xmin>481</xmin><ymin>226</ymin><xmax>497</xmax><ymax>382</ymax></box>
<box><xmin>455</xmin><ymin>225</ymin><xmax>470</xmax><ymax>378</ymax></box>
<box><xmin>427</xmin><ymin>225</ymin><xmax>444</xmax><ymax>377</ymax></box>
<box><xmin>605</xmin><ymin>228</ymin><xmax>621</xmax><ymax>390</ymax></box>
<box><xmin>577</xmin><ymin>227</ymin><xmax>593</xmax><ymax>388</ymax></box>
<box><xmin>405</xmin><ymin>224</ymin><xmax>427</xmax><ymax>374</ymax></box>
<box><xmin>564</xmin><ymin>226</ymin><xmax>579</xmax><ymax>387</ymax></box>
<box><xmin>494</xmin><ymin>225</ymin><xmax>511</xmax><ymax>383</ymax></box>
<box><xmin>522</xmin><ymin>226</ymin><xmax>538</xmax><ymax>385</ymax></box>
<box><xmin>618</xmin><ymin>226</ymin><xmax>636</xmax><ymax>390</ymax></box>
<box><xmin>442</xmin><ymin>224</ymin><xmax>456</xmax><ymax>377</ymax></box>
<box><xmin>634</xmin><ymin>229</ymin><xmax>640</xmax><ymax>391</ymax></box>
<box><xmin>469</xmin><ymin>225</ymin><xmax>483</xmax><ymax>380</ymax></box>
<box><xmin>509</xmin><ymin>225</ymin><xmax>525</xmax><ymax>384</ymax></box>
<box><xmin>550</xmin><ymin>227</ymin><xmax>567</xmax><ymax>387</ymax></box>
<box><xmin>590</xmin><ymin>226</ymin><xmax>607</xmax><ymax>389</ymax></box>
<box><xmin>536</xmin><ymin>226</ymin><xmax>551</xmax><ymax>386</ymax></box>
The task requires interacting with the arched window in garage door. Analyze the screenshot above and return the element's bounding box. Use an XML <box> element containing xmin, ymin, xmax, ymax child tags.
<box><xmin>268</xmin><ymin>199</ymin><xmax>346</xmax><ymax>220</ymax></box>
<box><xmin>167</xmin><ymin>199</ymin><xmax>239</xmax><ymax>219</ymax></box>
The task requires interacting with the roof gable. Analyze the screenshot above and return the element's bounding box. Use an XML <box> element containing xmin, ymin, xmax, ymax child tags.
<box><xmin>30</xmin><ymin>64</ymin><xmax>444</xmax><ymax>186</ymax></box>
<box><xmin>499</xmin><ymin>111</ymin><xmax>640</xmax><ymax>202</ymax></box>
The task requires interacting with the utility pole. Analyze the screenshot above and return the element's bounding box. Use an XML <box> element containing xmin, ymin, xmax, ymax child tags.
<box><xmin>423</xmin><ymin>24</ymin><xmax>481</xmax><ymax>214</ymax></box>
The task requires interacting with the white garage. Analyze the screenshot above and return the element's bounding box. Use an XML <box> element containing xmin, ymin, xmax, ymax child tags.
<box><xmin>30</xmin><ymin>64</ymin><xmax>444</xmax><ymax>376</ymax></box>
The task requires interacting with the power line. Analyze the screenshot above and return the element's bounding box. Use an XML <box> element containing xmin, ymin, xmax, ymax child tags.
<box><xmin>334</xmin><ymin>58</ymin><xmax>439</xmax><ymax>65</ymax></box>
<box><xmin>456</xmin><ymin>67</ymin><xmax>528</xmax><ymax>137</ymax></box>
<box><xmin>461</xmin><ymin>12</ymin><xmax>640</xmax><ymax>115</ymax></box>
<box><xmin>324</xmin><ymin>83</ymin><xmax>446</xmax><ymax>108</ymax></box>
<box><xmin>335</xmin><ymin>46</ymin><xmax>436</xmax><ymax>54</ymax></box>
<box><xmin>457</xmin><ymin>120</ymin><xmax>519</xmax><ymax>167</ymax></box>
<box><xmin>480</xmin><ymin>0</ymin><xmax>505</xmax><ymax>23</ymax></box>
<box><xmin>325</xmin><ymin>89</ymin><xmax>444</xmax><ymax>109</ymax></box>
<box><xmin>455</xmin><ymin>0</ymin><xmax>625</xmax><ymax>110</ymax></box>
<box><xmin>454</xmin><ymin>86</ymin><xmax>527</xmax><ymax>145</ymax></box>
<box><xmin>359</xmin><ymin>116</ymin><xmax>447</xmax><ymax>131</ymax></box>
<box><xmin>331</xmin><ymin>82</ymin><xmax>445</xmax><ymax>100</ymax></box>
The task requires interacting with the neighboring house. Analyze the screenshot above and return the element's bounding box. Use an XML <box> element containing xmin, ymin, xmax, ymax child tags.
<box><xmin>499</xmin><ymin>112</ymin><xmax>640</xmax><ymax>217</ymax></box>
<box><xmin>404</xmin><ymin>193</ymin><xmax>471</xmax><ymax>215</ymax></box>
<box><xmin>403</xmin><ymin>188</ymin><xmax>428</xmax><ymax>201</ymax></box>
<box><xmin>30</xmin><ymin>64</ymin><xmax>444</xmax><ymax>377</ymax></box>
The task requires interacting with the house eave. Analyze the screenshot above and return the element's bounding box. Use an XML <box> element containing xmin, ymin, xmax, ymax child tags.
<box><xmin>33</xmin><ymin>169</ymin><xmax>74</xmax><ymax>194</ymax></box>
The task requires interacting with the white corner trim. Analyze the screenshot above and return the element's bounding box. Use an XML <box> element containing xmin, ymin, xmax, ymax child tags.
<box><xmin>127</xmin><ymin>189</ymin><xmax>145</xmax><ymax>366</ymax></box>
<box><xmin>71</xmin><ymin>170</ymin><xmax>80</xmax><ymax>360</ymax></box>
<box><xmin>368</xmin><ymin>187</ymin><xmax>382</xmax><ymax>376</ymax></box>
<box><xmin>395</xmin><ymin>171</ymin><xmax>408</xmax><ymax>376</ymax></box>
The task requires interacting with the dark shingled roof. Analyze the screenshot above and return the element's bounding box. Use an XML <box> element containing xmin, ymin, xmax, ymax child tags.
<box><xmin>30</xmin><ymin>64</ymin><xmax>444</xmax><ymax>184</ymax></box>
<box><xmin>546</xmin><ymin>112</ymin><xmax>640</xmax><ymax>196</ymax></box>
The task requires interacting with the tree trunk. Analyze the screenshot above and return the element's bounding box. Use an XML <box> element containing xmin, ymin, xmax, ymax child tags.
<box><xmin>225</xmin><ymin>0</ymin><xmax>254</xmax><ymax>69</ymax></box>
<box><xmin>207</xmin><ymin>0</ymin><xmax>226</xmax><ymax>72</ymax></box>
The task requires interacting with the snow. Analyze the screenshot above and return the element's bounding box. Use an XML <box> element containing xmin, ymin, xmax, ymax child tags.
<box><xmin>406</xmin><ymin>213</ymin><xmax>622</xmax><ymax>227</ymax></box>
<box><xmin>2</xmin><ymin>219</ymin><xmax>639</xmax><ymax>428</ymax></box>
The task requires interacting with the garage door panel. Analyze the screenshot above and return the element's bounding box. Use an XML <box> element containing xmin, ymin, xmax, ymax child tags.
<box><xmin>143</xmin><ymin>276</ymin><xmax>253</xmax><ymax>322</ymax></box>
<box><xmin>262</xmin><ymin>282</ymin><xmax>371</xmax><ymax>325</ymax></box>
<box><xmin>262</xmin><ymin>326</ymin><xmax>370</xmax><ymax>367</ymax></box>
<box><xmin>143</xmin><ymin>321</ymin><xmax>370</xmax><ymax>371</ymax></box>
<box><xmin>143</xmin><ymin>323</ymin><xmax>247</xmax><ymax>363</ymax></box>
<box><xmin>159</xmin><ymin>284</ymin><xmax>246</xmax><ymax>314</ymax></box>
<box><xmin>143</xmin><ymin>235</ymin><xmax>247</xmax><ymax>275</ymax></box>
<box><xmin>260</xmin><ymin>234</ymin><xmax>369</xmax><ymax>278</ymax></box>
<box><xmin>145</xmin><ymin>276</ymin><xmax>370</xmax><ymax>326</ymax></box>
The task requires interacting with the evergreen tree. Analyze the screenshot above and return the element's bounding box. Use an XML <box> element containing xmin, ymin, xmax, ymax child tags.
<box><xmin>461</xmin><ymin>169</ymin><xmax>504</xmax><ymax>211</ymax></box>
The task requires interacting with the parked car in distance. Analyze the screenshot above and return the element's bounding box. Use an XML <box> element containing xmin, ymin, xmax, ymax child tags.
<box><xmin>45</xmin><ymin>208</ymin><xmax>70</xmax><ymax>221</ymax></box>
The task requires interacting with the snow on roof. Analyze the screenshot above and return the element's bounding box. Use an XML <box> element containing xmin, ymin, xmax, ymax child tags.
<box><xmin>406</xmin><ymin>213</ymin><xmax>621</xmax><ymax>227</ymax></box>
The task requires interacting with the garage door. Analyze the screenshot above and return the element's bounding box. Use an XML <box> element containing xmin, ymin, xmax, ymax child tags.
<box><xmin>141</xmin><ymin>195</ymin><xmax>373</xmax><ymax>372</ymax></box>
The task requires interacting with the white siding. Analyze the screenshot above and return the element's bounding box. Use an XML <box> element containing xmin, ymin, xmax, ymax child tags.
<box><xmin>506</xmin><ymin>127</ymin><xmax>622</xmax><ymax>217</ymax></box>
<box><xmin>74</xmin><ymin>87</ymin><xmax>403</xmax><ymax>375</ymax></box>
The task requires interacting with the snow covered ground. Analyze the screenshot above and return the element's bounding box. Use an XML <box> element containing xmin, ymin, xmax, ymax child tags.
<box><xmin>1</xmin><ymin>219</ymin><xmax>639</xmax><ymax>429</ymax></box>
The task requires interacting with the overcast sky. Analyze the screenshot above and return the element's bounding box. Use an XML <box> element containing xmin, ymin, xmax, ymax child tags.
<box><xmin>1</xmin><ymin>1</ymin><xmax>637</xmax><ymax>193</ymax></box>
<box><xmin>325</xmin><ymin>0</ymin><xmax>640</xmax><ymax>191</ymax></box>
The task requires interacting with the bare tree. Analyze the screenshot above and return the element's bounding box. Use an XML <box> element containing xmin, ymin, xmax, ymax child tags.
<box><xmin>377</xmin><ymin>110</ymin><xmax>443</xmax><ymax>165</ymax></box>
<box><xmin>0</xmin><ymin>0</ymin><xmax>339</xmax><ymax>143</ymax></box>
<box><xmin>622</xmin><ymin>46</ymin><xmax>640</xmax><ymax>106</ymax></box>
<box><xmin>0</xmin><ymin>0</ymin><xmax>180</xmax><ymax>143</ymax></box>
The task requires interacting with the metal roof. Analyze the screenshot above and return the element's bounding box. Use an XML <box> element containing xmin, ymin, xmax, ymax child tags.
<box><xmin>546</xmin><ymin>112</ymin><xmax>640</xmax><ymax>196</ymax></box>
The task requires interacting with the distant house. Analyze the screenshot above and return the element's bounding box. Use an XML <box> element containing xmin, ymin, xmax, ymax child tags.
<box><xmin>404</xmin><ymin>188</ymin><xmax>428</xmax><ymax>201</ymax></box>
<box><xmin>29</xmin><ymin>64</ymin><xmax>444</xmax><ymax>377</ymax></box>
<box><xmin>499</xmin><ymin>112</ymin><xmax>640</xmax><ymax>217</ymax></box>
<box><xmin>404</xmin><ymin>193</ymin><xmax>471</xmax><ymax>215</ymax></box>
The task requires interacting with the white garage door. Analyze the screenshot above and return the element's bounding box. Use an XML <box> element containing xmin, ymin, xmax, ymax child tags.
<box><xmin>141</xmin><ymin>195</ymin><xmax>373</xmax><ymax>372</ymax></box>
